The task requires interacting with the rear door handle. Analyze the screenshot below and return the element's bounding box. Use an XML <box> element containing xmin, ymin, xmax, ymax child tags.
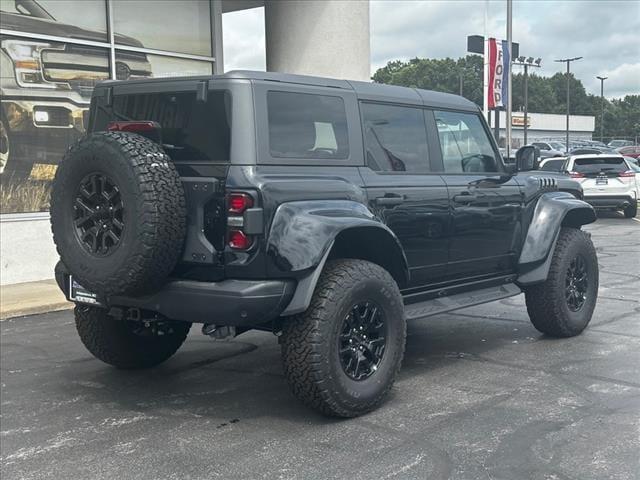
<box><xmin>374</xmin><ymin>194</ymin><xmax>404</xmax><ymax>206</ymax></box>
<box><xmin>453</xmin><ymin>193</ymin><xmax>477</xmax><ymax>204</ymax></box>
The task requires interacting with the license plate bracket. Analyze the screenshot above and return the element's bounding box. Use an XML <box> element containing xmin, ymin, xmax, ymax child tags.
<box><xmin>69</xmin><ymin>277</ymin><xmax>103</xmax><ymax>306</ymax></box>
<box><xmin>596</xmin><ymin>176</ymin><xmax>608</xmax><ymax>185</ymax></box>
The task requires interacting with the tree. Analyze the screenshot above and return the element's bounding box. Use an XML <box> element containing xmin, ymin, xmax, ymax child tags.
<box><xmin>372</xmin><ymin>57</ymin><xmax>639</xmax><ymax>142</ymax></box>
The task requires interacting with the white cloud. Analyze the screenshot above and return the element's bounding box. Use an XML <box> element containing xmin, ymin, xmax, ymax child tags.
<box><xmin>222</xmin><ymin>7</ymin><xmax>266</xmax><ymax>72</ymax></box>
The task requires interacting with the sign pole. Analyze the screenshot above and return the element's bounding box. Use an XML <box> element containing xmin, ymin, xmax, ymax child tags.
<box><xmin>506</xmin><ymin>0</ymin><xmax>513</xmax><ymax>158</ymax></box>
<box><xmin>483</xmin><ymin>1</ymin><xmax>489</xmax><ymax>120</ymax></box>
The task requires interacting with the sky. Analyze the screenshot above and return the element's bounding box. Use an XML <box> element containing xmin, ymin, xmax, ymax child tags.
<box><xmin>222</xmin><ymin>0</ymin><xmax>640</xmax><ymax>100</ymax></box>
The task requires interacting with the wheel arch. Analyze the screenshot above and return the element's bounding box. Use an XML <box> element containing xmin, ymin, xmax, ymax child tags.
<box><xmin>517</xmin><ymin>191</ymin><xmax>596</xmax><ymax>286</ymax></box>
<box><xmin>271</xmin><ymin>200</ymin><xmax>409</xmax><ymax>316</ymax></box>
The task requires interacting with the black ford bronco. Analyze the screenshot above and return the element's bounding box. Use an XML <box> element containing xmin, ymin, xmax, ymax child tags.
<box><xmin>50</xmin><ymin>71</ymin><xmax>598</xmax><ymax>417</ymax></box>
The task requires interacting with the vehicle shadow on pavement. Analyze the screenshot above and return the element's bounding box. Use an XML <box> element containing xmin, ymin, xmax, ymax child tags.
<box><xmin>49</xmin><ymin>310</ymin><xmax>554</xmax><ymax>423</ymax></box>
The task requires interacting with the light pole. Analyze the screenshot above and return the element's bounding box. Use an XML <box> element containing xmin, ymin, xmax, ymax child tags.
<box><xmin>554</xmin><ymin>57</ymin><xmax>583</xmax><ymax>153</ymax></box>
<box><xmin>506</xmin><ymin>0</ymin><xmax>513</xmax><ymax>158</ymax></box>
<box><xmin>596</xmin><ymin>75</ymin><xmax>607</xmax><ymax>142</ymax></box>
<box><xmin>513</xmin><ymin>56</ymin><xmax>542</xmax><ymax>144</ymax></box>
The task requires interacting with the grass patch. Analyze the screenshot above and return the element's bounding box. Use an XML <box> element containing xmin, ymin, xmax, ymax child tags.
<box><xmin>0</xmin><ymin>179</ymin><xmax>51</xmax><ymax>214</ymax></box>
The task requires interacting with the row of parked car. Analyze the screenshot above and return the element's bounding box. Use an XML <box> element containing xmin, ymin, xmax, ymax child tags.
<box><xmin>537</xmin><ymin>151</ymin><xmax>639</xmax><ymax>219</ymax></box>
<box><xmin>532</xmin><ymin>139</ymin><xmax>640</xmax><ymax>159</ymax></box>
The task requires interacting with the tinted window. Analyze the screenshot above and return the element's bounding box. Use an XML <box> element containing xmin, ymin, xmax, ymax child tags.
<box><xmin>533</xmin><ymin>142</ymin><xmax>550</xmax><ymax>150</ymax></box>
<box><xmin>574</xmin><ymin>157</ymin><xmax>627</xmax><ymax>173</ymax></box>
<box><xmin>111</xmin><ymin>90</ymin><xmax>231</xmax><ymax>162</ymax></box>
<box><xmin>361</xmin><ymin>103</ymin><xmax>429</xmax><ymax>173</ymax></box>
<box><xmin>267</xmin><ymin>91</ymin><xmax>349</xmax><ymax>160</ymax></box>
<box><xmin>540</xmin><ymin>159</ymin><xmax>566</xmax><ymax>172</ymax></box>
<box><xmin>435</xmin><ymin>111</ymin><xmax>498</xmax><ymax>173</ymax></box>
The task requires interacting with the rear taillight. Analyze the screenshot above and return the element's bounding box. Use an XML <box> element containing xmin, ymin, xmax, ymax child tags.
<box><xmin>107</xmin><ymin>121</ymin><xmax>159</xmax><ymax>133</ymax></box>
<box><xmin>569</xmin><ymin>171</ymin><xmax>584</xmax><ymax>178</ymax></box>
<box><xmin>227</xmin><ymin>192</ymin><xmax>255</xmax><ymax>250</ymax></box>
<box><xmin>619</xmin><ymin>170</ymin><xmax>635</xmax><ymax>177</ymax></box>
<box><xmin>228</xmin><ymin>193</ymin><xmax>254</xmax><ymax>214</ymax></box>
<box><xmin>107</xmin><ymin>121</ymin><xmax>162</xmax><ymax>143</ymax></box>
<box><xmin>228</xmin><ymin>230</ymin><xmax>251</xmax><ymax>250</ymax></box>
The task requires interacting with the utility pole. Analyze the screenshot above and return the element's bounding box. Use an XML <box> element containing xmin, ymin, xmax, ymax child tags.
<box><xmin>513</xmin><ymin>56</ymin><xmax>541</xmax><ymax>145</ymax></box>
<box><xmin>506</xmin><ymin>0</ymin><xmax>513</xmax><ymax>158</ymax></box>
<box><xmin>596</xmin><ymin>75</ymin><xmax>608</xmax><ymax>142</ymax></box>
<box><xmin>459</xmin><ymin>70</ymin><xmax>464</xmax><ymax>96</ymax></box>
<box><xmin>554</xmin><ymin>57</ymin><xmax>583</xmax><ymax>153</ymax></box>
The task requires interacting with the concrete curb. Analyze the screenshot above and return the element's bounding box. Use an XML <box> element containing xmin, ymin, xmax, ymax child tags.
<box><xmin>0</xmin><ymin>280</ymin><xmax>72</xmax><ymax>320</ymax></box>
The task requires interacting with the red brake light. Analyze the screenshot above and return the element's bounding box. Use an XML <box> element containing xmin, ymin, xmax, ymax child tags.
<box><xmin>228</xmin><ymin>193</ymin><xmax>254</xmax><ymax>214</ymax></box>
<box><xmin>228</xmin><ymin>230</ymin><xmax>252</xmax><ymax>250</ymax></box>
<box><xmin>107</xmin><ymin>121</ymin><xmax>159</xmax><ymax>133</ymax></box>
<box><xmin>569</xmin><ymin>171</ymin><xmax>584</xmax><ymax>178</ymax></box>
<box><xmin>619</xmin><ymin>170</ymin><xmax>635</xmax><ymax>177</ymax></box>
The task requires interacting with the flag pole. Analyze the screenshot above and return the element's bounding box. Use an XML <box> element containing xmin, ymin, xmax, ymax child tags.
<box><xmin>506</xmin><ymin>0</ymin><xmax>513</xmax><ymax>156</ymax></box>
<box><xmin>483</xmin><ymin>0</ymin><xmax>489</xmax><ymax>121</ymax></box>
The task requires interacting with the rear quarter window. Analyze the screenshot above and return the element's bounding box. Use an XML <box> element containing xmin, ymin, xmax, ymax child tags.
<box><xmin>266</xmin><ymin>91</ymin><xmax>349</xmax><ymax>160</ymax></box>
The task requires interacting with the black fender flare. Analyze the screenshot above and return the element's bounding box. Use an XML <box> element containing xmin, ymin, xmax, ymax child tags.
<box><xmin>267</xmin><ymin>200</ymin><xmax>409</xmax><ymax>315</ymax></box>
<box><xmin>517</xmin><ymin>191</ymin><xmax>596</xmax><ymax>285</ymax></box>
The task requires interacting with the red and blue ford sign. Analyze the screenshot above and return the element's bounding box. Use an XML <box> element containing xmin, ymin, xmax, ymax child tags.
<box><xmin>487</xmin><ymin>38</ymin><xmax>510</xmax><ymax>109</ymax></box>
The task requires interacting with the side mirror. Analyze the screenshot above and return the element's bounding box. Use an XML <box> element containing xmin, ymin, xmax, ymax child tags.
<box><xmin>515</xmin><ymin>145</ymin><xmax>540</xmax><ymax>172</ymax></box>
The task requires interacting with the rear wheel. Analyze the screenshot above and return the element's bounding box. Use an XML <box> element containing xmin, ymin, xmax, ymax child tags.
<box><xmin>280</xmin><ymin>259</ymin><xmax>406</xmax><ymax>417</ymax></box>
<box><xmin>524</xmin><ymin>228</ymin><xmax>598</xmax><ymax>337</ymax></box>
<box><xmin>623</xmin><ymin>202</ymin><xmax>637</xmax><ymax>218</ymax></box>
<box><xmin>75</xmin><ymin>306</ymin><xmax>191</xmax><ymax>369</ymax></box>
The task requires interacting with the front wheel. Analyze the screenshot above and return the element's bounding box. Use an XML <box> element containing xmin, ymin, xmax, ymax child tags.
<box><xmin>75</xmin><ymin>306</ymin><xmax>191</xmax><ymax>369</ymax></box>
<box><xmin>524</xmin><ymin>228</ymin><xmax>598</xmax><ymax>337</ymax></box>
<box><xmin>280</xmin><ymin>259</ymin><xmax>406</xmax><ymax>417</ymax></box>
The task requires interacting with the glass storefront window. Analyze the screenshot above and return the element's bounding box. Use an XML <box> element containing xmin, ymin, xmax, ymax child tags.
<box><xmin>0</xmin><ymin>0</ymin><xmax>108</xmax><ymax>41</ymax></box>
<box><xmin>115</xmin><ymin>52</ymin><xmax>212</xmax><ymax>79</ymax></box>
<box><xmin>0</xmin><ymin>0</ymin><xmax>216</xmax><ymax>214</ymax></box>
<box><xmin>112</xmin><ymin>0</ymin><xmax>212</xmax><ymax>57</ymax></box>
<box><xmin>1</xmin><ymin>38</ymin><xmax>110</xmax><ymax>213</ymax></box>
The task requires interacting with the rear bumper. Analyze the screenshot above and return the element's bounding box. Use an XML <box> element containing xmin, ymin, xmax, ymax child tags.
<box><xmin>583</xmin><ymin>195</ymin><xmax>636</xmax><ymax>209</ymax></box>
<box><xmin>55</xmin><ymin>263</ymin><xmax>295</xmax><ymax>326</ymax></box>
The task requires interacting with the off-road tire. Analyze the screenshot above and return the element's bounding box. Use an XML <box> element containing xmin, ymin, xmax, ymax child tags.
<box><xmin>75</xmin><ymin>306</ymin><xmax>191</xmax><ymax>369</ymax></box>
<box><xmin>50</xmin><ymin>131</ymin><xmax>186</xmax><ymax>296</ymax></box>
<box><xmin>525</xmin><ymin>228</ymin><xmax>598</xmax><ymax>337</ymax></box>
<box><xmin>280</xmin><ymin>259</ymin><xmax>406</xmax><ymax>417</ymax></box>
<box><xmin>623</xmin><ymin>202</ymin><xmax>637</xmax><ymax>218</ymax></box>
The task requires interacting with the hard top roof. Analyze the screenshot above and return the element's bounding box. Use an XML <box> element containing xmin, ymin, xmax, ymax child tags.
<box><xmin>98</xmin><ymin>70</ymin><xmax>478</xmax><ymax>111</ymax></box>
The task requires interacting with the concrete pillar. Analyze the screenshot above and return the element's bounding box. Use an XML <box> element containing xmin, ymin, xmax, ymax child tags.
<box><xmin>264</xmin><ymin>0</ymin><xmax>370</xmax><ymax>81</ymax></box>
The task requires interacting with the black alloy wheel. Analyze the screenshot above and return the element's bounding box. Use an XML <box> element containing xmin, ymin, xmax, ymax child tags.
<box><xmin>565</xmin><ymin>254</ymin><xmax>588</xmax><ymax>312</ymax></box>
<box><xmin>73</xmin><ymin>172</ymin><xmax>124</xmax><ymax>256</ymax></box>
<box><xmin>339</xmin><ymin>301</ymin><xmax>387</xmax><ymax>381</ymax></box>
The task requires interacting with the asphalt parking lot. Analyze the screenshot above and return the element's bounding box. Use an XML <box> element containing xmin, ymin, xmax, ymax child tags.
<box><xmin>1</xmin><ymin>213</ymin><xmax>639</xmax><ymax>480</ymax></box>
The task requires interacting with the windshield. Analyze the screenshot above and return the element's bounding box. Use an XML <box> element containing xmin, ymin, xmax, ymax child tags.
<box><xmin>549</xmin><ymin>142</ymin><xmax>565</xmax><ymax>151</ymax></box>
<box><xmin>574</xmin><ymin>157</ymin><xmax>627</xmax><ymax>173</ymax></box>
<box><xmin>0</xmin><ymin>0</ymin><xmax>54</xmax><ymax>19</ymax></box>
<box><xmin>540</xmin><ymin>159</ymin><xmax>566</xmax><ymax>172</ymax></box>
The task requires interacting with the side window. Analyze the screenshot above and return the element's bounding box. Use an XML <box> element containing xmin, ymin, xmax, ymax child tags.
<box><xmin>267</xmin><ymin>91</ymin><xmax>349</xmax><ymax>160</ymax></box>
<box><xmin>434</xmin><ymin>110</ymin><xmax>498</xmax><ymax>173</ymax></box>
<box><xmin>360</xmin><ymin>102</ymin><xmax>430</xmax><ymax>173</ymax></box>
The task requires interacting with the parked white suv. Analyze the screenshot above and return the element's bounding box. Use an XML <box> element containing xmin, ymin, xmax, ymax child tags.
<box><xmin>564</xmin><ymin>154</ymin><xmax>638</xmax><ymax>218</ymax></box>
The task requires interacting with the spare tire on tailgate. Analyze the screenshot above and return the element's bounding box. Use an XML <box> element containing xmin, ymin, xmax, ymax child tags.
<box><xmin>50</xmin><ymin>131</ymin><xmax>186</xmax><ymax>296</ymax></box>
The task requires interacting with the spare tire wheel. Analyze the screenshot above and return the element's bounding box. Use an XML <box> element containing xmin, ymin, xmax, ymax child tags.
<box><xmin>50</xmin><ymin>131</ymin><xmax>186</xmax><ymax>296</ymax></box>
